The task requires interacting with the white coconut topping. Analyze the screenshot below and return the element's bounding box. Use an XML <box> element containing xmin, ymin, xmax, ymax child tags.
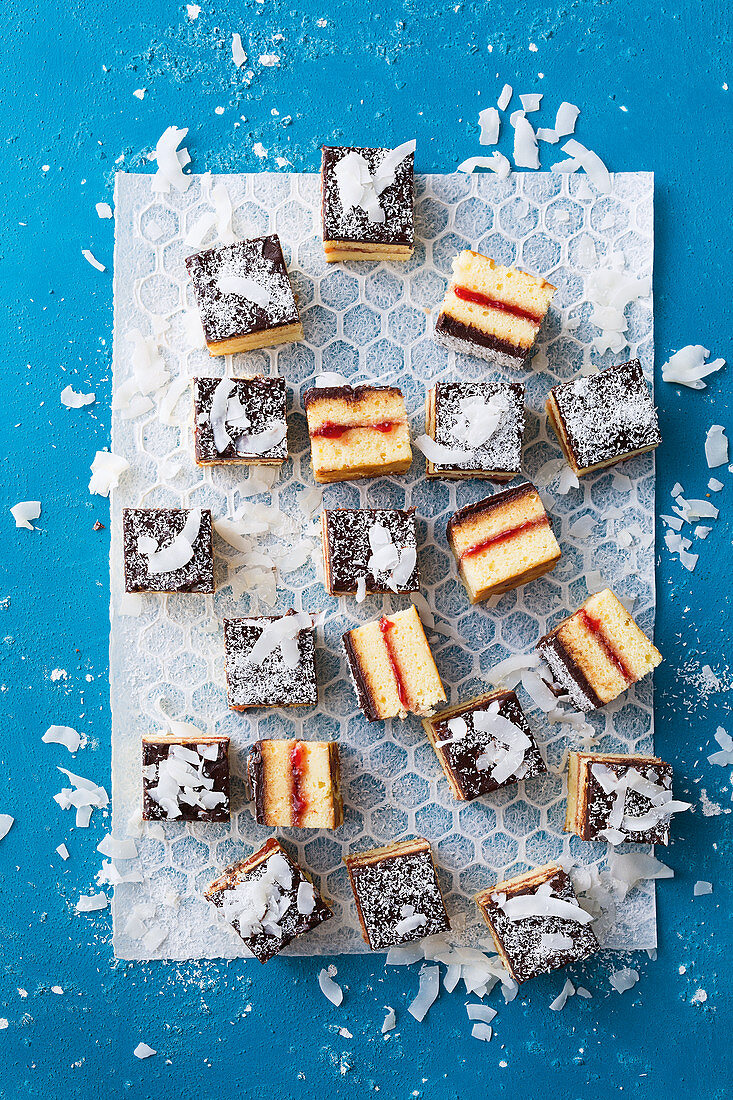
<box><xmin>609</xmin><ymin>968</ymin><xmax>639</xmax><ymax>994</ymax></box>
<box><xmin>297</xmin><ymin>880</ymin><xmax>316</xmax><ymax>915</ymax></box>
<box><xmin>242</xmin><ymin>611</ymin><xmax>313</xmax><ymax>669</ymax></box>
<box><xmin>315</xmin><ymin>371</ymin><xmax>350</xmax><ymax>387</ymax></box>
<box><xmin>519</xmin><ymin>93</ymin><xmax>542</xmax><ymax>112</ymax></box>
<box><xmin>466</xmin><ymin>1003</ymin><xmax>497</xmax><ymax>1023</ymax></box>
<box><xmin>540</xmin><ymin>932</ymin><xmax>574</xmax><ymax>952</ymax></box>
<box><xmin>498</xmin><ymin>881</ymin><xmax>594</xmax><ymax>924</ymax></box>
<box><xmin>395</xmin><ymin>904</ymin><xmax>428</xmax><ymax>937</ymax></box>
<box><xmin>76</xmin><ymin>891</ymin><xmax>109</xmax><ymax>913</ymax></box>
<box><xmin>138</xmin><ymin>508</ymin><xmax>202</xmax><ymax>575</ymax></box>
<box><xmin>407</xmin><ymin>964</ymin><xmax>440</xmax><ymax>1022</ymax></box>
<box><xmin>661</xmin><ymin>345</ymin><xmax>726</xmax><ymax>389</ymax></box>
<box><xmin>708</xmin><ymin>726</ymin><xmax>733</xmax><ymax>766</ymax></box>
<box><xmin>355</xmin><ymin>575</ymin><xmax>367</xmax><ymax>604</ymax></box>
<box><xmin>10</xmin><ymin>501</ymin><xmax>41</xmax><ymax>530</ymax></box>
<box><xmin>88</xmin><ymin>451</ymin><xmax>130</xmax><ymax>497</ymax></box>
<box><xmin>56</xmin><ymin>843</ymin><xmax>69</xmax><ymax>860</ymax></box>
<box><xmin>149</xmin><ymin>126</ymin><xmax>191</xmax><ymax>194</ymax></box>
<box><xmin>318</xmin><ymin>968</ymin><xmax>344</xmax><ymax>1006</ymax></box>
<box><xmin>704</xmin><ymin>424</ymin><xmax>728</xmax><ymax>468</ymax></box>
<box><xmin>538</xmin><ymin>101</ymin><xmax>580</xmax><ymax>142</ymax></box>
<box><xmin>232</xmin><ymin>32</ymin><xmax>247</xmax><ymax>68</ymax></box>
<box><xmin>497</xmin><ymin>83</ymin><xmax>512</xmax><ymax>110</ymax></box>
<box><xmin>334</xmin><ymin>140</ymin><xmax>415</xmax><ymax>223</ymax></box>
<box><xmin>607</xmin><ymin>851</ymin><xmax>673</xmax><ymax>900</ymax></box>
<box><xmin>133</xmin><ymin>1042</ymin><xmax>157</xmax><ymax>1059</ymax></box>
<box><xmin>381</xmin><ymin>1007</ymin><xmax>397</xmax><ymax>1034</ymax></box>
<box><xmin>472</xmin><ymin>703</ymin><xmax>532</xmax><ymax>784</ymax></box>
<box><xmin>0</xmin><ymin>815</ymin><xmax>14</xmax><ymax>841</ymax></box>
<box><xmin>548</xmin><ymin>978</ymin><xmax>576</xmax><ymax>1012</ymax></box>
<box><xmin>82</xmin><ymin>248</ymin><xmax>106</xmax><ymax>272</ymax></box>
<box><xmin>61</xmin><ymin>385</ymin><xmax>96</xmax><ymax>408</ymax></box>
<box><xmin>478</xmin><ymin>107</ymin><xmax>500</xmax><ymax>145</ymax></box>
<box><xmin>365</xmin><ymin>523</ymin><xmax>416</xmax><ymax>592</ymax></box>
<box><xmin>512</xmin><ymin>113</ymin><xmax>540</xmax><ymax>169</ymax></box>
<box><xmin>54</xmin><ymin>767</ymin><xmax>109</xmax><ymax>828</ymax></box>
<box><xmin>456</xmin><ymin>153</ymin><xmax>511</xmax><ymax>178</ymax></box>
<box><xmin>209</xmin><ymin>180</ymin><xmax>237</xmax><ymax>245</ymax></box>
<box><xmin>42</xmin><ymin>725</ymin><xmax>82</xmax><ymax>753</ymax></box>
<box><xmin>216</xmin><ymin>274</ymin><xmax>271</xmax><ymax>309</ymax></box>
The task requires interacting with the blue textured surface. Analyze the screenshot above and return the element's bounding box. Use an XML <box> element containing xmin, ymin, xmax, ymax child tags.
<box><xmin>1</xmin><ymin>1</ymin><xmax>730</xmax><ymax>1097</ymax></box>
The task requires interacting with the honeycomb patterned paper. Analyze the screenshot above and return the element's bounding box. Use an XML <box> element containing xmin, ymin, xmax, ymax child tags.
<box><xmin>110</xmin><ymin>170</ymin><xmax>657</xmax><ymax>959</ymax></box>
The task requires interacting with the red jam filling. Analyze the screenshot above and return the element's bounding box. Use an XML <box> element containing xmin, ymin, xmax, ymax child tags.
<box><xmin>453</xmin><ymin>284</ymin><xmax>545</xmax><ymax>325</ymax></box>
<box><xmin>460</xmin><ymin>516</ymin><xmax>549</xmax><ymax>562</ymax></box>
<box><xmin>577</xmin><ymin>609</ymin><xmax>635</xmax><ymax>685</ymax></box>
<box><xmin>310</xmin><ymin>420</ymin><xmax>402</xmax><ymax>440</ymax></box>
<box><xmin>289</xmin><ymin>741</ymin><xmax>308</xmax><ymax>825</ymax></box>
<box><xmin>379</xmin><ymin>616</ymin><xmax>408</xmax><ymax>710</ymax></box>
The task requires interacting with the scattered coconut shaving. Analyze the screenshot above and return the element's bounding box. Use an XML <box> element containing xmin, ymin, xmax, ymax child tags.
<box><xmin>42</xmin><ymin>725</ymin><xmax>82</xmax><ymax>753</ymax></box>
<box><xmin>704</xmin><ymin>424</ymin><xmax>729</xmax><ymax>468</ymax></box>
<box><xmin>76</xmin><ymin>891</ymin><xmax>109</xmax><ymax>913</ymax></box>
<box><xmin>133</xmin><ymin>1042</ymin><xmax>156</xmax><ymax>1059</ymax></box>
<box><xmin>54</xmin><ymin>767</ymin><xmax>109</xmax><ymax>828</ymax></box>
<box><xmin>609</xmin><ymin>967</ymin><xmax>639</xmax><ymax>994</ymax></box>
<box><xmin>708</xmin><ymin>726</ymin><xmax>733</xmax><ymax>766</ymax></box>
<box><xmin>478</xmin><ymin>107</ymin><xmax>500</xmax><ymax>145</ymax></box>
<box><xmin>88</xmin><ymin>451</ymin><xmax>130</xmax><ymax>497</ymax></box>
<box><xmin>0</xmin><ymin>815</ymin><xmax>14</xmax><ymax>842</ymax></box>
<box><xmin>95</xmin><ymin>202</ymin><xmax>113</xmax><ymax>219</ymax></box>
<box><xmin>318</xmin><ymin>967</ymin><xmax>344</xmax><ymax>1006</ymax></box>
<box><xmin>232</xmin><ymin>33</ymin><xmax>247</xmax><ymax>68</ymax></box>
<box><xmin>497</xmin><ymin>83</ymin><xmax>512</xmax><ymax>110</ymax></box>
<box><xmin>61</xmin><ymin>385</ymin><xmax>95</xmax><ymax>408</ymax></box>
<box><xmin>407</xmin><ymin>964</ymin><xmax>441</xmax><ymax>1022</ymax></box>
<box><xmin>149</xmin><ymin>126</ymin><xmax>191</xmax><ymax>194</ymax></box>
<box><xmin>82</xmin><ymin>248</ymin><xmax>105</xmax><ymax>272</ymax></box>
<box><xmin>549</xmin><ymin>978</ymin><xmax>576</xmax><ymax>1011</ymax></box>
<box><xmin>456</xmin><ymin>153</ymin><xmax>511</xmax><ymax>178</ymax></box>
<box><xmin>381</xmin><ymin>1007</ymin><xmax>396</xmax><ymax>1034</ymax></box>
<box><xmin>585</xmin><ymin>254</ymin><xmax>650</xmax><ymax>356</ymax></box>
<box><xmin>10</xmin><ymin>501</ymin><xmax>41</xmax><ymax>530</ymax></box>
<box><xmin>693</xmin><ymin>880</ymin><xmax>713</xmax><ymax>896</ymax></box>
<box><xmin>512</xmin><ymin>112</ymin><xmax>540</xmax><ymax>170</ymax></box>
<box><xmin>661</xmin><ymin>345</ymin><xmax>725</xmax><ymax>389</ymax></box>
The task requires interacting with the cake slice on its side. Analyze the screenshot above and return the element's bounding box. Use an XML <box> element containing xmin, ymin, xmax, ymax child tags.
<box><xmin>247</xmin><ymin>739</ymin><xmax>343</xmax><ymax>829</ymax></box>
<box><xmin>303</xmin><ymin>384</ymin><xmax>412</xmax><ymax>483</ymax></box>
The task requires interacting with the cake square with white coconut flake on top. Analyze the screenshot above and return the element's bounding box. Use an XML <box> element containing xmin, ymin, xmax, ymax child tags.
<box><xmin>344</xmin><ymin>838</ymin><xmax>450</xmax><ymax>950</ymax></box>
<box><xmin>142</xmin><ymin>735</ymin><xmax>230</xmax><ymax>822</ymax></box>
<box><xmin>422</xmin><ymin>688</ymin><xmax>546</xmax><ymax>802</ymax></box>
<box><xmin>546</xmin><ymin>360</ymin><xmax>661</xmax><ymax>476</ymax></box>
<box><xmin>193</xmin><ymin>376</ymin><xmax>287</xmax><ymax>466</ymax></box>
<box><xmin>224</xmin><ymin>611</ymin><xmax>318</xmax><ymax>709</ymax></box>
<box><xmin>475</xmin><ymin>863</ymin><xmax>599</xmax><ymax>984</ymax></box>
<box><xmin>422</xmin><ymin>380</ymin><xmax>525</xmax><ymax>480</ymax></box>
<box><xmin>185</xmin><ymin>235</ymin><xmax>302</xmax><ymax>355</ymax></box>
<box><xmin>205</xmin><ymin>838</ymin><xmax>332</xmax><ymax>963</ymax></box>
<box><xmin>321</xmin><ymin>507</ymin><xmax>420</xmax><ymax>597</ymax></box>
<box><xmin>122</xmin><ymin>507</ymin><xmax>214</xmax><ymax>594</ymax></box>
<box><xmin>321</xmin><ymin>142</ymin><xmax>415</xmax><ymax>261</ymax></box>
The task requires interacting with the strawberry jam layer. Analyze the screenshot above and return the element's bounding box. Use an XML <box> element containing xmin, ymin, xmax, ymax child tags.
<box><xmin>577</xmin><ymin>609</ymin><xmax>635</xmax><ymax>685</ymax></box>
<box><xmin>453</xmin><ymin>284</ymin><xmax>545</xmax><ymax>325</ymax></box>
<box><xmin>379</xmin><ymin>616</ymin><xmax>408</xmax><ymax>710</ymax></box>
<box><xmin>310</xmin><ymin>420</ymin><xmax>403</xmax><ymax>440</ymax></box>
<box><xmin>460</xmin><ymin>516</ymin><xmax>549</xmax><ymax>562</ymax></box>
<box><xmin>289</xmin><ymin>740</ymin><xmax>308</xmax><ymax>826</ymax></box>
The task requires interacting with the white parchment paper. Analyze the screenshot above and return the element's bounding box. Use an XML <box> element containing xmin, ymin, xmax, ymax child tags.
<box><xmin>111</xmin><ymin>170</ymin><xmax>657</xmax><ymax>959</ymax></box>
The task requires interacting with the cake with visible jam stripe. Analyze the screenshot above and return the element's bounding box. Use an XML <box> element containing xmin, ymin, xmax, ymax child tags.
<box><xmin>475</xmin><ymin>863</ymin><xmax>599</xmax><ymax>984</ymax></box>
<box><xmin>434</xmin><ymin>251</ymin><xmax>555</xmax><ymax>369</ymax></box>
<box><xmin>424</xmin><ymin>380</ymin><xmax>525</xmax><ymax>481</ymax></box>
<box><xmin>422</xmin><ymin>688</ymin><xmax>545</xmax><ymax>802</ymax></box>
<box><xmin>247</xmin><ymin>739</ymin><xmax>343</xmax><ymax>829</ymax></box>
<box><xmin>205</xmin><ymin>838</ymin><xmax>332</xmax><ymax>963</ymax></box>
<box><xmin>321</xmin><ymin>143</ymin><xmax>415</xmax><ymax>262</ymax></box>
<box><xmin>193</xmin><ymin>376</ymin><xmax>288</xmax><ymax>466</ymax></box>
<box><xmin>565</xmin><ymin>751</ymin><xmax>682</xmax><ymax>845</ymax></box>
<box><xmin>446</xmin><ymin>483</ymin><xmax>561</xmax><ymax>605</ymax></box>
<box><xmin>185</xmin><ymin>235</ymin><xmax>302</xmax><ymax>356</ymax></box>
<box><xmin>546</xmin><ymin>360</ymin><xmax>661</xmax><ymax>476</ymax></box>
<box><xmin>321</xmin><ymin>507</ymin><xmax>420</xmax><ymax>596</ymax></box>
<box><xmin>344</xmin><ymin>837</ymin><xmax>450</xmax><ymax>950</ymax></box>
<box><xmin>343</xmin><ymin>604</ymin><xmax>446</xmax><ymax>721</ymax></box>
<box><xmin>303</xmin><ymin>384</ymin><xmax>412</xmax><ymax>483</ymax></box>
<box><xmin>536</xmin><ymin>588</ymin><xmax>662</xmax><ymax>711</ymax></box>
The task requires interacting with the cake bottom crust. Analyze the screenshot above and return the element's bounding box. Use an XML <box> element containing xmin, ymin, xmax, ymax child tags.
<box><xmin>324</xmin><ymin>241</ymin><xmax>413</xmax><ymax>262</ymax></box>
<box><xmin>206</xmin><ymin>322</ymin><xmax>304</xmax><ymax>356</ymax></box>
<box><xmin>313</xmin><ymin>456</ymin><xmax>412</xmax><ymax>484</ymax></box>
<box><xmin>195</xmin><ymin>455</ymin><xmax>285</xmax><ymax>468</ymax></box>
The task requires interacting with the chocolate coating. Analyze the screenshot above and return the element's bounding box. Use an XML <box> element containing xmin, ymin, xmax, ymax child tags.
<box><xmin>321</xmin><ymin>146</ymin><xmax>414</xmax><ymax>247</ymax></box>
<box><xmin>583</xmin><ymin>758</ymin><xmax>673</xmax><ymax>844</ymax></box>
<box><xmin>435</xmin><ymin>312</ymin><xmax>528</xmax><ymax>363</ymax></box>
<box><xmin>323</xmin><ymin>508</ymin><xmax>419</xmax><ymax>594</ymax></box>
<box><xmin>224</xmin><ymin>615</ymin><xmax>318</xmax><ymax>709</ymax></box>
<box><xmin>193</xmin><ymin>376</ymin><xmax>287</xmax><ymax>464</ymax></box>
<box><xmin>445</xmin><ymin>482</ymin><xmax>537</xmax><ymax>542</ymax></box>
<box><xmin>432</xmin><ymin>381</ymin><xmax>525</xmax><ymax>476</ymax></box>
<box><xmin>303</xmin><ymin>384</ymin><xmax>403</xmax><ymax>410</ymax></box>
<box><xmin>122</xmin><ymin>507</ymin><xmax>214</xmax><ymax>594</ymax></box>
<box><xmin>142</xmin><ymin>738</ymin><xmax>230</xmax><ymax>823</ymax></box>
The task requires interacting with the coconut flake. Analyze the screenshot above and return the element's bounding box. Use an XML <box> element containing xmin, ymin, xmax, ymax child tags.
<box><xmin>0</xmin><ymin>815</ymin><xmax>14</xmax><ymax>841</ymax></box>
<box><xmin>82</xmin><ymin>249</ymin><xmax>106</xmax><ymax>272</ymax></box>
<box><xmin>297</xmin><ymin>880</ymin><xmax>316</xmax><ymax>915</ymax></box>
<box><xmin>381</xmin><ymin>1007</ymin><xmax>396</xmax><ymax>1034</ymax></box>
<box><xmin>54</xmin><ymin>767</ymin><xmax>109</xmax><ymax>828</ymax></box>
<box><xmin>10</xmin><ymin>501</ymin><xmax>41</xmax><ymax>530</ymax></box>
<box><xmin>497</xmin><ymin>83</ymin><xmax>512</xmax><ymax>110</ymax></box>
<box><xmin>232</xmin><ymin>32</ymin><xmax>247</xmax><ymax>68</ymax></box>
<box><xmin>315</xmin><ymin>371</ymin><xmax>350</xmax><ymax>388</ymax></box>
<box><xmin>540</xmin><ymin>932</ymin><xmax>574</xmax><ymax>952</ymax></box>
<box><xmin>519</xmin><ymin>93</ymin><xmax>542</xmax><ymax>112</ymax></box>
<box><xmin>133</xmin><ymin>1042</ymin><xmax>156</xmax><ymax>1059</ymax></box>
<box><xmin>355</xmin><ymin>575</ymin><xmax>367</xmax><ymax>604</ymax></box>
<box><xmin>97</xmin><ymin>834</ymin><xmax>138</xmax><ymax>860</ymax></box>
<box><xmin>56</xmin><ymin>843</ymin><xmax>69</xmax><ymax>860</ymax></box>
<box><xmin>89</xmin><ymin>451</ymin><xmax>129</xmax><ymax>497</ymax></box>
<box><xmin>335</xmin><ymin>141</ymin><xmax>415</xmax><ymax>224</ymax></box>
<box><xmin>609</xmin><ymin>968</ymin><xmax>639</xmax><ymax>994</ymax></box>
<box><xmin>243</xmin><ymin>611</ymin><xmax>313</xmax><ymax>669</ymax></box>
<box><xmin>96</xmin><ymin>202</ymin><xmax>113</xmax><ymax>219</ymax></box>
<box><xmin>549</xmin><ymin>978</ymin><xmax>576</xmax><ymax>1011</ymax></box>
<box><xmin>456</xmin><ymin>153</ymin><xmax>511</xmax><ymax>178</ymax></box>
<box><xmin>704</xmin><ymin>424</ymin><xmax>729</xmax><ymax>468</ymax></box>
<box><xmin>512</xmin><ymin>113</ymin><xmax>540</xmax><ymax>169</ymax></box>
<box><xmin>42</xmin><ymin>725</ymin><xmax>82</xmax><ymax>753</ymax></box>
<box><xmin>138</xmin><ymin>508</ymin><xmax>202</xmax><ymax>575</ymax></box>
<box><xmin>607</xmin><ymin>851</ymin><xmax>673</xmax><ymax>899</ymax></box>
<box><xmin>694</xmin><ymin>880</ymin><xmax>713</xmax><ymax>896</ymax></box>
<box><xmin>500</xmin><ymin>881</ymin><xmax>594</xmax><ymax>924</ymax></box>
<box><xmin>149</xmin><ymin>126</ymin><xmax>191</xmax><ymax>194</ymax></box>
<box><xmin>471</xmin><ymin>1022</ymin><xmax>493</xmax><ymax>1041</ymax></box>
<box><xmin>318</xmin><ymin>968</ymin><xmax>344</xmax><ymax>1006</ymax></box>
<box><xmin>478</xmin><ymin>107</ymin><xmax>500</xmax><ymax>145</ymax></box>
<box><xmin>407</xmin><ymin>964</ymin><xmax>440</xmax><ymax>1022</ymax></box>
<box><xmin>216</xmin><ymin>274</ymin><xmax>271</xmax><ymax>309</ymax></box>
<box><xmin>560</xmin><ymin>139</ymin><xmax>611</xmax><ymax>193</ymax></box>
<box><xmin>395</xmin><ymin>904</ymin><xmax>428</xmax><ymax>937</ymax></box>
<box><xmin>76</xmin><ymin>891</ymin><xmax>109</xmax><ymax>913</ymax></box>
<box><xmin>61</xmin><ymin>385</ymin><xmax>95</xmax><ymax>408</ymax></box>
<box><xmin>466</xmin><ymin>1003</ymin><xmax>497</xmax><ymax>1023</ymax></box>
<box><xmin>708</xmin><ymin>726</ymin><xmax>733</xmax><ymax>766</ymax></box>
<box><xmin>662</xmin><ymin>345</ymin><xmax>726</xmax><ymax>389</ymax></box>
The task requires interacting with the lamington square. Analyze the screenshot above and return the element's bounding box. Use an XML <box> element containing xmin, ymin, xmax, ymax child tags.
<box><xmin>343</xmin><ymin>604</ymin><xmax>446</xmax><ymax>722</ymax></box>
<box><xmin>185</xmin><ymin>235</ymin><xmax>302</xmax><ymax>356</ymax></box>
<box><xmin>122</xmin><ymin>507</ymin><xmax>214</xmax><ymax>594</ymax></box>
<box><xmin>193</xmin><ymin>376</ymin><xmax>287</xmax><ymax>466</ymax></box>
<box><xmin>424</xmin><ymin>380</ymin><xmax>525</xmax><ymax>481</ymax></box>
<box><xmin>475</xmin><ymin>863</ymin><xmax>599</xmax><ymax>984</ymax></box>
<box><xmin>224</xmin><ymin>612</ymin><xmax>318</xmax><ymax>710</ymax></box>
<box><xmin>434</xmin><ymin>251</ymin><xmax>555</xmax><ymax>369</ymax></box>
<box><xmin>446</xmin><ymin>483</ymin><xmax>560</xmax><ymax>605</ymax></box>
<box><xmin>321</xmin><ymin>507</ymin><xmax>420</xmax><ymax>597</ymax></box>
<box><xmin>321</xmin><ymin>142</ymin><xmax>415</xmax><ymax>262</ymax></box>
<box><xmin>344</xmin><ymin>838</ymin><xmax>450</xmax><ymax>950</ymax></box>
<box><xmin>303</xmin><ymin>384</ymin><xmax>412</xmax><ymax>483</ymax></box>
<box><xmin>205</xmin><ymin>838</ymin><xmax>332</xmax><ymax>963</ymax></box>
<box><xmin>546</xmin><ymin>360</ymin><xmax>661</xmax><ymax>476</ymax></box>
<box><xmin>142</xmin><ymin>735</ymin><xmax>230</xmax><ymax>822</ymax></box>
<box><xmin>247</xmin><ymin>739</ymin><xmax>343</xmax><ymax>829</ymax></box>
<box><xmin>566</xmin><ymin>752</ymin><xmax>681</xmax><ymax>845</ymax></box>
<box><xmin>422</xmin><ymin>689</ymin><xmax>545</xmax><ymax>802</ymax></box>
<box><xmin>536</xmin><ymin>588</ymin><xmax>662</xmax><ymax>711</ymax></box>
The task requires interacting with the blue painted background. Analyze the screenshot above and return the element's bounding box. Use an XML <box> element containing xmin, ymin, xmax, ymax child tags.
<box><xmin>1</xmin><ymin>1</ymin><xmax>730</xmax><ymax>1096</ymax></box>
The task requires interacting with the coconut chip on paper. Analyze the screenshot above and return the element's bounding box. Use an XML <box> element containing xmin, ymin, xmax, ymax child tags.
<box><xmin>110</xmin><ymin>170</ymin><xmax>657</xmax><ymax>960</ymax></box>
